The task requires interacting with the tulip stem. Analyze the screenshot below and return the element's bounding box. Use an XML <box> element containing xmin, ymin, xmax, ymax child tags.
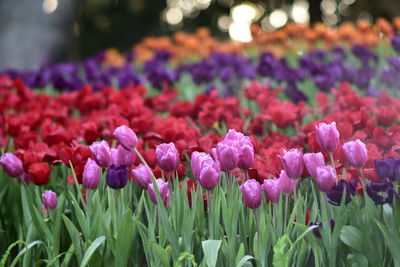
<box><xmin>134</xmin><ymin>148</ymin><xmax>156</xmax><ymax>180</ymax></box>
<box><xmin>85</xmin><ymin>189</ymin><xmax>92</xmax><ymax>233</ymax></box>
<box><xmin>329</xmin><ymin>152</ymin><xmax>337</xmax><ymax>184</ymax></box>
<box><xmin>207</xmin><ymin>190</ymin><xmax>213</xmax><ymax>238</ymax></box>
<box><xmin>359</xmin><ymin>167</ymin><xmax>367</xmax><ymax>192</ymax></box>
<box><xmin>284</xmin><ymin>194</ymin><xmax>289</xmax><ymax>227</ymax></box>
<box><xmin>254</xmin><ymin>208</ymin><xmax>260</xmax><ymax>235</ymax></box>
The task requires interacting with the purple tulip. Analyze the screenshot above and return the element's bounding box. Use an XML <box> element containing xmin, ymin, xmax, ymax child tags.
<box><xmin>89</xmin><ymin>141</ymin><xmax>111</xmax><ymax>168</ymax></box>
<box><xmin>304</xmin><ymin>152</ymin><xmax>325</xmax><ymax>178</ymax></box>
<box><xmin>374</xmin><ymin>158</ymin><xmax>400</xmax><ymax>181</ymax></box>
<box><xmin>216</xmin><ymin>138</ymin><xmax>239</xmax><ymax>172</ymax></box>
<box><xmin>342</xmin><ymin>139</ymin><xmax>368</xmax><ymax>168</ymax></box>
<box><xmin>263</xmin><ymin>179</ymin><xmax>282</xmax><ymax>203</ymax></box>
<box><xmin>83</xmin><ymin>158</ymin><xmax>100</xmax><ymax>189</ymax></box>
<box><xmin>315</xmin><ymin>122</ymin><xmax>340</xmax><ymax>153</ymax></box>
<box><xmin>42</xmin><ymin>190</ymin><xmax>57</xmax><ymax>209</ymax></box>
<box><xmin>366</xmin><ymin>180</ymin><xmax>395</xmax><ymax>205</ymax></box>
<box><xmin>156</xmin><ymin>143</ymin><xmax>180</xmax><ymax>172</ymax></box>
<box><xmin>0</xmin><ymin>153</ymin><xmax>23</xmax><ymax>177</ymax></box>
<box><xmin>132</xmin><ymin>164</ymin><xmax>153</xmax><ymax>189</ymax></box>
<box><xmin>277</xmin><ymin>170</ymin><xmax>298</xmax><ymax>194</ymax></box>
<box><xmin>279</xmin><ymin>149</ymin><xmax>304</xmax><ymax>179</ymax></box>
<box><xmin>315</xmin><ymin>166</ymin><xmax>336</xmax><ymax>192</ymax></box>
<box><xmin>148</xmin><ymin>179</ymin><xmax>171</xmax><ymax>206</ymax></box>
<box><xmin>111</xmin><ymin>145</ymin><xmax>135</xmax><ymax>168</ymax></box>
<box><xmin>326</xmin><ymin>179</ymin><xmax>356</xmax><ymax>206</ymax></box>
<box><xmin>225</xmin><ymin>129</ymin><xmax>255</xmax><ymax>169</ymax></box>
<box><xmin>191</xmin><ymin>152</ymin><xmax>220</xmax><ymax>190</ymax></box>
<box><xmin>106</xmin><ymin>165</ymin><xmax>129</xmax><ymax>189</ymax></box>
<box><xmin>113</xmin><ymin>125</ymin><xmax>138</xmax><ymax>150</ymax></box>
<box><xmin>240</xmin><ymin>179</ymin><xmax>262</xmax><ymax>209</ymax></box>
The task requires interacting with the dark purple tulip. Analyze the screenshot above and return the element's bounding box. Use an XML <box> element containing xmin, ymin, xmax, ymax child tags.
<box><xmin>106</xmin><ymin>165</ymin><xmax>129</xmax><ymax>189</ymax></box>
<box><xmin>366</xmin><ymin>180</ymin><xmax>395</xmax><ymax>205</ymax></box>
<box><xmin>326</xmin><ymin>179</ymin><xmax>357</xmax><ymax>206</ymax></box>
<box><xmin>309</xmin><ymin>219</ymin><xmax>335</xmax><ymax>238</ymax></box>
<box><xmin>374</xmin><ymin>158</ymin><xmax>400</xmax><ymax>181</ymax></box>
<box><xmin>391</xmin><ymin>35</ymin><xmax>400</xmax><ymax>53</ymax></box>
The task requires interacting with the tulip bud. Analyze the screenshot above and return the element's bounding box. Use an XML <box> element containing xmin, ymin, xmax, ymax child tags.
<box><xmin>216</xmin><ymin>139</ymin><xmax>239</xmax><ymax>172</ymax></box>
<box><xmin>315</xmin><ymin>122</ymin><xmax>340</xmax><ymax>153</ymax></box>
<box><xmin>106</xmin><ymin>165</ymin><xmax>129</xmax><ymax>189</ymax></box>
<box><xmin>29</xmin><ymin>162</ymin><xmax>51</xmax><ymax>185</ymax></box>
<box><xmin>132</xmin><ymin>164</ymin><xmax>153</xmax><ymax>189</ymax></box>
<box><xmin>240</xmin><ymin>179</ymin><xmax>262</xmax><ymax>209</ymax></box>
<box><xmin>83</xmin><ymin>159</ymin><xmax>100</xmax><ymax>189</ymax></box>
<box><xmin>0</xmin><ymin>153</ymin><xmax>23</xmax><ymax>177</ymax></box>
<box><xmin>304</xmin><ymin>152</ymin><xmax>325</xmax><ymax>178</ymax></box>
<box><xmin>225</xmin><ymin>129</ymin><xmax>254</xmax><ymax>169</ymax></box>
<box><xmin>42</xmin><ymin>190</ymin><xmax>57</xmax><ymax>209</ymax></box>
<box><xmin>263</xmin><ymin>179</ymin><xmax>282</xmax><ymax>203</ymax></box>
<box><xmin>280</xmin><ymin>149</ymin><xmax>304</xmax><ymax>179</ymax></box>
<box><xmin>148</xmin><ymin>178</ymin><xmax>171</xmax><ymax>206</ymax></box>
<box><xmin>111</xmin><ymin>145</ymin><xmax>135</xmax><ymax>168</ymax></box>
<box><xmin>315</xmin><ymin>166</ymin><xmax>336</xmax><ymax>192</ymax></box>
<box><xmin>89</xmin><ymin>141</ymin><xmax>111</xmax><ymax>168</ymax></box>
<box><xmin>342</xmin><ymin>139</ymin><xmax>368</xmax><ymax>168</ymax></box>
<box><xmin>374</xmin><ymin>158</ymin><xmax>400</xmax><ymax>181</ymax></box>
<box><xmin>277</xmin><ymin>170</ymin><xmax>298</xmax><ymax>195</ymax></box>
<box><xmin>113</xmin><ymin>125</ymin><xmax>138</xmax><ymax>150</ymax></box>
<box><xmin>191</xmin><ymin>152</ymin><xmax>220</xmax><ymax>190</ymax></box>
<box><xmin>155</xmin><ymin>143</ymin><xmax>179</xmax><ymax>172</ymax></box>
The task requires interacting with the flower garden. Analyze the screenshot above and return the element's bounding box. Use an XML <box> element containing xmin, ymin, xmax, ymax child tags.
<box><xmin>1</xmin><ymin>20</ymin><xmax>400</xmax><ymax>266</ymax></box>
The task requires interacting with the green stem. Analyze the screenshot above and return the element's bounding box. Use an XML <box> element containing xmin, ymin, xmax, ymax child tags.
<box><xmin>207</xmin><ymin>190</ymin><xmax>213</xmax><ymax>239</ymax></box>
<box><xmin>134</xmin><ymin>147</ymin><xmax>156</xmax><ymax>179</ymax></box>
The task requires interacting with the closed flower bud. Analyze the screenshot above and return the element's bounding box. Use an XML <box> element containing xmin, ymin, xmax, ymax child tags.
<box><xmin>29</xmin><ymin>162</ymin><xmax>51</xmax><ymax>185</ymax></box>
<box><xmin>315</xmin><ymin>122</ymin><xmax>340</xmax><ymax>153</ymax></box>
<box><xmin>280</xmin><ymin>149</ymin><xmax>304</xmax><ymax>179</ymax></box>
<box><xmin>113</xmin><ymin>125</ymin><xmax>138</xmax><ymax>150</ymax></box>
<box><xmin>263</xmin><ymin>179</ymin><xmax>282</xmax><ymax>203</ymax></box>
<box><xmin>240</xmin><ymin>179</ymin><xmax>262</xmax><ymax>209</ymax></box>
<box><xmin>83</xmin><ymin>159</ymin><xmax>100</xmax><ymax>189</ymax></box>
<box><xmin>304</xmin><ymin>152</ymin><xmax>325</xmax><ymax>178</ymax></box>
<box><xmin>89</xmin><ymin>141</ymin><xmax>111</xmax><ymax>168</ymax></box>
<box><xmin>132</xmin><ymin>164</ymin><xmax>153</xmax><ymax>189</ymax></box>
<box><xmin>111</xmin><ymin>145</ymin><xmax>135</xmax><ymax>168</ymax></box>
<box><xmin>277</xmin><ymin>170</ymin><xmax>298</xmax><ymax>195</ymax></box>
<box><xmin>216</xmin><ymin>139</ymin><xmax>239</xmax><ymax>172</ymax></box>
<box><xmin>148</xmin><ymin>179</ymin><xmax>171</xmax><ymax>206</ymax></box>
<box><xmin>225</xmin><ymin>129</ymin><xmax>255</xmax><ymax>169</ymax></box>
<box><xmin>156</xmin><ymin>143</ymin><xmax>179</xmax><ymax>172</ymax></box>
<box><xmin>315</xmin><ymin>166</ymin><xmax>336</xmax><ymax>192</ymax></box>
<box><xmin>343</xmin><ymin>139</ymin><xmax>368</xmax><ymax>168</ymax></box>
<box><xmin>42</xmin><ymin>190</ymin><xmax>57</xmax><ymax>209</ymax></box>
<box><xmin>106</xmin><ymin>165</ymin><xmax>129</xmax><ymax>189</ymax></box>
<box><xmin>0</xmin><ymin>153</ymin><xmax>23</xmax><ymax>177</ymax></box>
<box><xmin>191</xmin><ymin>152</ymin><xmax>220</xmax><ymax>190</ymax></box>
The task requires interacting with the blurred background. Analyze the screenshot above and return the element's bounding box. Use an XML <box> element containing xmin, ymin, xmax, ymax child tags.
<box><xmin>1</xmin><ymin>0</ymin><xmax>400</xmax><ymax>69</ymax></box>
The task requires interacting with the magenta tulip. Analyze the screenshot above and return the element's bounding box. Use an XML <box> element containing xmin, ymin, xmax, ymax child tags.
<box><xmin>315</xmin><ymin>166</ymin><xmax>336</xmax><ymax>192</ymax></box>
<box><xmin>280</xmin><ymin>149</ymin><xmax>304</xmax><ymax>179</ymax></box>
<box><xmin>148</xmin><ymin>179</ymin><xmax>171</xmax><ymax>206</ymax></box>
<box><xmin>315</xmin><ymin>122</ymin><xmax>340</xmax><ymax>153</ymax></box>
<box><xmin>0</xmin><ymin>153</ymin><xmax>23</xmax><ymax>177</ymax></box>
<box><xmin>90</xmin><ymin>141</ymin><xmax>111</xmax><ymax>168</ymax></box>
<box><xmin>42</xmin><ymin>190</ymin><xmax>58</xmax><ymax>209</ymax></box>
<box><xmin>240</xmin><ymin>179</ymin><xmax>262</xmax><ymax>209</ymax></box>
<box><xmin>277</xmin><ymin>170</ymin><xmax>298</xmax><ymax>194</ymax></box>
<box><xmin>156</xmin><ymin>143</ymin><xmax>180</xmax><ymax>172</ymax></box>
<box><xmin>132</xmin><ymin>164</ymin><xmax>153</xmax><ymax>189</ymax></box>
<box><xmin>263</xmin><ymin>179</ymin><xmax>282</xmax><ymax>203</ymax></box>
<box><xmin>111</xmin><ymin>145</ymin><xmax>135</xmax><ymax>168</ymax></box>
<box><xmin>303</xmin><ymin>152</ymin><xmax>325</xmax><ymax>178</ymax></box>
<box><xmin>113</xmin><ymin>125</ymin><xmax>138</xmax><ymax>150</ymax></box>
<box><xmin>342</xmin><ymin>139</ymin><xmax>368</xmax><ymax>168</ymax></box>
<box><xmin>83</xmin><ymin>158</ymin><xmax>100</xmax><ymax>189</ymax></box>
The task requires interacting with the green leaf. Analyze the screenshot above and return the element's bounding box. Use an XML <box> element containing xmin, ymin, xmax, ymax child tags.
<box><xmin>10</xmin><ymin>240</ymin><xmax>44</xmax><ymax>267</ymax></box>
<box><xmin>236</xmin><ymin>255</ymin><xmax>254</xmax><ymax>267</ymax></box>
<box><xmin>1</xmin><ymin>240</ymin><xmax>27</xmax><ymax>267</ymax></box>
<box><xmin>80</xmin><ymin>236</ymin><xmax>106</xmax><ymax>267</ymax></box>
<box><xmin>375</xmin><ymin>220</ymin><xmax>400</xmax><ymax>266</ymax></box>
<box><xmin>149</xmin><ymin>241</ymin><xmax>171</xmax><ymax>267</ymax></box>
<box><xmin>340</xmin><ymin>226</ymin><xmax>363</xmax><ymax>252</ymax></box>
<box><xmin>272</xmin><ymin>235</ymin><xmax>293</xmax><ymax>267</ymax></box>
<box><xmin>62</xmin><ymin>214</ymin><xmax>83</xmax><ymax>261</ymax></box>
<box><xmin>202</xmin><ymin>240</ymin><xmax>222</xmax><ymax>267</ymax></box>
<box><xmin>115</xmin><ymin>210</ymin><xmax>137</xmax><ymax>266</ymax></box>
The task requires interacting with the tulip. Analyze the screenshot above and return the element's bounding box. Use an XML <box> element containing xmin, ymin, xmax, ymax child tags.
<box><xmin>366</xmin><ymin>180</ymin><xmax>395</xmax><ymax>205</ymax></box>
<box><xmin>191</xmin><ymin>152</ymin><xmax>220</xmax><ymax>190</ymax></box>
<box><xmin>156</xmin><ymin>143</ymin><xmax>179</xmax><ymax>172</ymax></box>
<box><xmin>342</xmin><ymin>139</ymin><xmax>368</xmax><ymax>168</ymax></box>
<box><xmin>263</xmin><ymin>179</ymin><xmax>281</xmax><ymax>203</ymax></box>
<box><xmin>111</xmin><ymin>145</ymin><xmax>135</xmax><ymax>168</ymax></box>
<box><xmin>240</xmin><ymin>179</ymin><xmax>262</xmax><ymax>209</ymax></box>
<box><xmin>215</xmin><ymin>139</ymin><xmax>239</xmax><ymax>172</ymax></box>
<box><xmin>148</xmin><ymin>178</ymin><xmax>171</xmax><ymax>206</ymax></box>
<box><xmin>326</xmin><ymin>180</ymin><xmax>357</xmax><ymax>206</ymax></box>
<box><xmin>225</xmin><ymin>129</ymin><xmax>255</xmax><ymax>169</ymax></box>
<box><xmin>29</xmin><ymin>162</ymin><xmax>51</xmax><ymax>185</ymax></box>
<box><xmin>132</xmin><ymin>164</ymin><xmax>153</xmax><ymax>189</ymax></box>
<box><xmin>315</xmin><ymin>122</ymin><xmax>340</xmax><ymax>153</ymax></box>
<box><xmin>303</xmin><ymin>153</ymin><xmax>325</xmax><ymax>178</ymax></box>
<box><xmin>0</xmin><ymin>153</ymin><xmax>23</xmax><ymax>177</ymax></box>
<box><xmin>106</xmin><ymin>165</ymin><xmax>129</xmax><ymax>189</ymax></box>
<box><xmin>374</xmin><ymin>158</ymin><xmax>400</xmax><ymax>181</ymax></box>
<box><xmin>42</xmin><ymin>190</ymin><xmax>57</xmax><ymax>209</ymax></box>
<box><xmin>315</xmin><ymin>166</ymin><xmax>336</xmax><ymax>193</ymax></box>
<box><xmin>89</xmin><ymin>141</ymin><xmax>111</xmax><ymax>168</ymax></box>
<box><xmin>113</xmin><ymin>125</ymin><xmax>138</xmax><ymax>150</ymax></box>
<box><xmin>279</xmin><ymin>149</ymin><xmax>304</xmax><ymax>179</ymax></box>
<box><xmin>82</xmin><ymin>158</ymin><xmax>100</xmax><ymax>189</ymax></box>
<box><xmin>277</xmin><ymin>170</ymin><xmax>298</xmax><ymax>194</ymax></box>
